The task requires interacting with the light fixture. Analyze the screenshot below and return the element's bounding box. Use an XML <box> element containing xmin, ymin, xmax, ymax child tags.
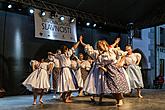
<box><xmin>8</xmin><ymin>4</ymin><xmax>12</xmax><ymax>9</ymax></box>
<box><xmin>86</xmin><ymin>22</ymin><xmax>90</xmax><ymax>26</ymax></box>
<box><xmin>29</xmin><ymin>8</ymin><xmax>34</xmax><ymax>14</ymax></box>
<box><xmin>93</xmin><ymin>23</ymin><xmax>96</xmax><ymax>27</ymax></box>
<box><xmin>40</xmin><ymin>10</ymin><xmax>46</xmax><ymax>16</ymax></box>
<box><xmin>17</xmin><ymin>5</ymin><xmax>22</xmax><ymax>11</ymax></box>
<box><xmin>70</xmin><ymin>18</ymin><xmax>75</xmax><ymax>23</ymax></box>
<box><xmin>60</xmin><ymin>16</ymin><xmax>65</xmax><ymax>21</ymax></box>
<box><xmin>50</xmin><ymin>12</ymin><xmax>55</xmax><ymax>19</ymax></box>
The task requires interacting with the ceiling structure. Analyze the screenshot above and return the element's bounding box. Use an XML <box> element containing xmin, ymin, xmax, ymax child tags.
<box><xmin>2</xmin><ymin>0</ymin><xmax>165</xmax><ymax>31</ymax></box>
<box><xmin>45</xmin><ymin>0</ymin><xmax>165</xmax><ymax>28</ymax></box>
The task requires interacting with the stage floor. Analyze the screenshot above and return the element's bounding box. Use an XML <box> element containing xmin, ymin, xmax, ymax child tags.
<box><xmin>0</xmin><ymin>89</ymin><xmax>165</xmax><ymax>110</ymax></box>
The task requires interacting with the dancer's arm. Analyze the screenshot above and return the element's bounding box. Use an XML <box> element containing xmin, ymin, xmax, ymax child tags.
<box><xmin>116</xmin><ymin>56</ymin><xmax>126</xmax><ymax>68</ymax></box>
<box><xmin>136</xmin><ymin>53</ymin><xmax>141</xmax><ymax>65</ymax></box>
<box><xmin>79</xmin><ymin>35</ymin><xmax>97</xmax><ymax>59</ymax></box>
<box><xmin>31</xmin><ymin>61</ymin><xmax>35</xmax><ymax>71</ymax></box>
<box><xmin>66</xmin><ymin>40</ymin><xmax>80</xmax><ymax>58</ymax></box>
<box><xmin>79</xmin><ymin>35</ymin><xmax>86</xmax><ymax>47</ymax></box>
<box><xmin>110</xmin><ymin>38</ymin><xmax>120</xmax><ymax>48</ymax></box>
<box><xmin>72</xmin><ymin>41</ymin><xmax>80</xmax><ymax>50</ymax></box>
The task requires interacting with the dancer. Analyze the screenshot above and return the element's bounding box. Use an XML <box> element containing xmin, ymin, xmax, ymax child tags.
<box><xmin>79</xmin><ymin>36</ymin><xmax>114</xmax><ymax>104</ymax></box>
<box><xmin>100</xmin><ymin>40</ymin><xmax>130</xmax><ymax>106</ymax></box>
<box><xmin>122</xmin><ymin>45</ymin><xmax>144</xmax><ymax>98</ymax></box>
<box><xmin>23</xmin><ymin>58</ymin><xmax>54</xmax><ymax>105</ymax></box>
<box><xmin>30</xmin><ymin>60</ymin><xmax>39</xmax><ymax>71</ymax></box>
<box><xmin>52</xmin><ymin>41</ymin><xmax>80</xmax><ymax>103</ymax></box>
<box><xmin>71</xmin><ymin>54</ymin><xmax>84</xmax><ymax>96</ymax></box>
<box><xmin>102</xmin><ymin>38</ymin><xmax>131</xmax><ymax>92</ymax></box>
<box><xmin>80</xmin><ymin>36</ymin><xmax>129</xmax><ymax>106</ymax></box>
<box><xmin>48</xmin><ymin>50</ymin><xmax>61</xmax><ymax>99</ymax></box>
<box><xmin>79</xmin><ymin>54</ymin><xmax>93</xmax><ymax>96</ymax></box>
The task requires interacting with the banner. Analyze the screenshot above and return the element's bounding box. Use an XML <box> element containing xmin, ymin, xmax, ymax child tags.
<box><xmin>34</xmin><ymin>9</ymin><xmax>77</xmax><ymax>42</ymax></box>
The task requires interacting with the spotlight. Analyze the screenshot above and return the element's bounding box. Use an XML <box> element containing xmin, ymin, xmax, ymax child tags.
<box><xmin>104</xmin><ymin>21</ymin><xmax>107</xmax><ymax>25</ymax></box>
<box><xmin>93</xmin><ymin>23</ymin><xmax>96</xmax><ymax>27</ymax></box>
<box><xmin>29</xmin><ymin>8</ymin><xmax>34</xmax><ymax>14</ymax></box>
<box><xmin>18</xmin><ymin>7</ymin><xmax>22</xmax><ymax>11</ymax></box>
<box><xmin>86</xmin><ymin>22</ymin><xmax>90</xmax><ymax>26</ymax></box>
<box><xmin>8</xmin><ymin>4</ymin><xmax>12</xmax><ymax>9</ymax></box>
<box><xmin>60</xmin><ymin>16</ymin><xmax>65</xmax><ymax>21</ymax></box>
<box><xmin>70</xmin><ymin>18</ymin><xmax>75</xmax><ymax>23</ymax></box>
<box><xmin>50</xmin><ymin>12</ymin><xmax>55</xmax><ymax>19</ymax></box>
<box><xmin>40</xmin><ymin>10</ymin><xmax>46</xmax><ymax>16</ymax></box>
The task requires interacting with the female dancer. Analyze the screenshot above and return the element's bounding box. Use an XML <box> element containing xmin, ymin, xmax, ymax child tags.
<box><xmin>79</xmin><ymin>54</ymin><xmax>93</xmax><ymax>96</ymax></box>
<box><xmin>23</xmin><ymin>58</ymin><xmax>54</xmax><ymax>105</ymax></box>
<box><xmin>80</xmin><ymin>38</ymin><xmax>108</xmax><ymax>103</ymax></box>
<box><xmin>53</xmin><ymin>41</ymin><xmax>80</xmax><ymax>103</ymax></box>
<box><xmin>80</xmin><ymin>36</ymin><xmax>129</xmax><ymax>106</ymax></box>
<box><xmin>102</xmin><ymin>39</ymin><xmax>131</xmax><ymax>92</ymax></box>
<box><xmin>99</xmin><ymin>40</ymin><xmax>130</xmax><ymax>106</ymax></box>
<box><xmin>48</xmin><ymin>50</ymin><xmax>61</xmax><ymax>99</ymax></box>
<box><xmin>71</xmin><ymin>54</ymin><xmax>84</xmax><ymax>96</ymax></box>
<box><xmin>123</xmin><ymin>45</ymin><xmax>144</xmax><ymax>98</ymax></box>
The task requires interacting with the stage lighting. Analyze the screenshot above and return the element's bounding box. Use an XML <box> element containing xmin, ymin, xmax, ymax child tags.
<box><xmin>86</xmin><ymin>22</ymin><xmax>90</xmax><ymax>26</ymax></box>
<box><xmin>8</xmin><ymin>4</ymin><xmax>12</xmax><ymax>9</ymax></box>
<box><xmin>70</xmin><ymin>18</ymin><xmax>75</xmax><ymax>23</ymax></box>
<box><xmin>40</xmin><ymin>10</ymin><xmax>46</xmax><ymax>16</ymax></box>
<box><xmin>18</xmin><ymin>7</ymin><xmax>22</xmax><ymax>11</ymax></box>
<box><xmin>50</xmin><ymin>12</ymin><xmax>55</xmax><ymax>19</ymax></box>
<box><xmin>93</xmin><ymin>23</ymin><xmax>96</xmax><ymax>27</ymax></box>
<box><xmin>60</xmin><ymin>16</ymin><xmax>65</xmax><ymax>21</ymax></box>
<box><xmin>29</xmin><ymin>8</ymin><xmax>34</xmax><ymax>14</ymax></box>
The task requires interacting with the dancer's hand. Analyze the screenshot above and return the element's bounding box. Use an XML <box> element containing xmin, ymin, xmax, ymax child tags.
<box><xmin>79</xmin><ymin>35</ymin><xmax>83</xmax><ymax>43</ymax></box>
<box><xmin>79</xmin><ymin>35</ymin><xmax>86</xmax><ymax>47</ymax></box>
<box><xmin>115</xmin><ymin>38</ymin><xmax>120</xmax><ymax>44</ymax></box>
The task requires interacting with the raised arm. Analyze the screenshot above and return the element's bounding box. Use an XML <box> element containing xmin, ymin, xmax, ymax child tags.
<box><xmin>72</xmin><ymin>41</ymin><xmax>80</xmax><ymax>50</ymax></box>
<box><xmin>79</xmin><ymin>35</ymin><xmax>86</xmax><ymax>47</ymax></box>
<box><xmin>79</xmin><ymin>35</ymin><xmax>97</xmax><ymax>59</ymax></box>
<box><xmin>111</xmin><ymin>38</ymin><xmax>120</xmax><ymax>48</ymax></box>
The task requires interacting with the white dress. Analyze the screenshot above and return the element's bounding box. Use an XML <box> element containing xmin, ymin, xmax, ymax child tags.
<box><xmin>71</xmin><ymin>60</ymin><xmax>83</xmax><ymax>88</ymax></box>
<box><xmin>22</xmin><ymin>62</ymin><xmax>51</xmax><ymax>92</ymax></box>
<box><xmin>55</xmin><ymin>48</ymin><xmax>78</xmax><ymax>93</ymax></box>
<box><xmin>83</xmin><ymin>44</ymin><xmax>113</xmax><ymax>95</ymax></box>
<box><xmin>124</xmin><ymin>53</ymin><xmax>144</xmax><ymax>89</ymax></box>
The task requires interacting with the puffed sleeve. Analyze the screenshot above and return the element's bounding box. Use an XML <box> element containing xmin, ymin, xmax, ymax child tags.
<box><xmin>66</xmin><ymin>47</ymin><xmax>75</xmax><ymax>58</ymax></box>
<box><xmin>135</xmin><ymin>53</ymin><xmax>141</xmax><ymax>60</ymax></box>
<box><xmin>85</xmin><ymin>61</ymin><xmax>91</xmax><ymax>70</ymax></box>
<box><xmin>71</xmin><ymin>60</ymin><xmax>77</xmax><ymax>70</ymax></box>
<box><xmin>118</xmin><ymin>49</ymin><xmax>127</xmax><ymax>57</ymax></box>
<box><xmin>84</xmin><ymin>44</ymin><xmax>97</xmax><ymax>59</ymax></box>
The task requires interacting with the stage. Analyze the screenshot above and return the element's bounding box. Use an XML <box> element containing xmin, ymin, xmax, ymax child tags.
<box><xmin>0</xmin><ymin>89</ymin><xmax>165</xmax><ymax>110</ymax></box>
